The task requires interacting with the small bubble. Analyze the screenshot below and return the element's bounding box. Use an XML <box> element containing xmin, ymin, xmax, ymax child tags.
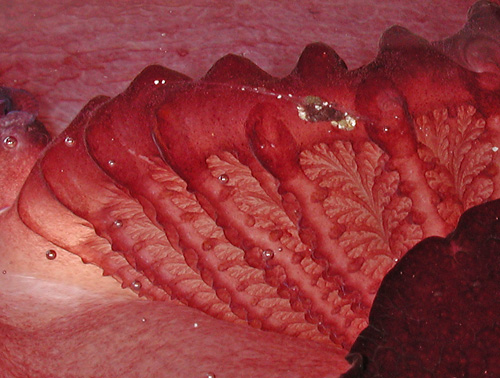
<box><xmin>492</xmin><ymin>146</ymin><xmax>499</xmax><ymax>152</ymax></box>
<box><xmin>205</xmin><ymin>373</ymin><xmax>216</xmax><ymax>378</ymax></box>
<box><xmin>113</xmin><ymin>219</ymin><xmax>123</xmax><ymax>228</ymax></box>
<box><xmin>2</xmin><ymin>270</ymin><xmax>6</xmax><ymax>274</ymax></box>
<box><xmin>193</xmin><ymin>322</ymin><xmax>199</xmax><ymax>328</ymax></box>
<box><xmin>108</xmin><ymin>160</ymin><xmax>116</xmax><ymax>167</ymax></box>
<box><xmin>141</xmin><ymin>317</ymin><xmax>147</xmax><ymax>323</ymax></box>
<box><xmin>218</xmin><ymin>174</ymin><xmax>229</xmax><ymax>184</ymax></box>
<box><xmin>45</xmin><ymin>250</ymin><xmax>57</xmax><ymax>260</ymax></box>
<box><xmin>64</xmin><ymin>137</ymin><xmax>75</xmax><ymax>147</ymax></box>
<box><xmin>3</xmin><ymin>136</ymin><xmax>17</xmax><ymax>148</ymax></box>
<box><xmin>262</xmin><ymin>249</ymin><xmax>274</xmax><ymax>260</ymax></box>
<box><xmin>131</xmin><ymin>281</ymin><xmax>142</xmax><ymax>290</ymax></box>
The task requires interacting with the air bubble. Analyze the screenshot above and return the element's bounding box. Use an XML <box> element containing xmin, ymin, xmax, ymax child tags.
<box><xmin>45</xmin><ymin>249</ymin><xmax>57</xmax><ymax>260</ymax></box>
<box><xmin>262</xmin><ymin>249</ymin><xmax>274</xmax><ymax>260</ymax></box>
<box><xmin>205</xmin><ymin>373</ymin><xmax>216</xmax><ymax>378</ymax></box>
<box><xmin>193</xmin><ymin>322</ymin><xmax>199</xmax><ymax>328</ymax></box>
<box><xmin>64</xmin><ymin>137</ymin><xmax>75</xmax><ymax>147</ymax></box>
<box><xmin>3</xmin><ymin>136</ymin><xmax>17</xmax><ymax>148</ymax></box>
<box><xmin>113</xmin><ymin>219</ymin><xmax>123</xmax><ymax>228</ymax></box>
<box><xmin>141</xmin><ymin>317</ymin><xmax>147</xmax><ymax>323</ymax></box>
<box><xmin>108</xmin><ymin>160</ymin><xmax>116</xmax><ymax>167</ymax></box>
<box><xmin>218</xmin><ymin>174</ymin><xmax>229</xmax><ymax>184</ymax></box>
<box><xmin>131</xmin><ymin>281</ymin><xmax>142</xmax><ymax>290</ymax></box>
<box><xmin>2</xmin><ymin>270</ymin><xmax>6</xmax><ymax>274</ymax></box>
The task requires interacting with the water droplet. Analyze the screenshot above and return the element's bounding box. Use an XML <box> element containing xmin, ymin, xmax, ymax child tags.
<box><xmin>108</xmin><ymin>160</ymin><xmax>115</xmax><ymax>167</ymax></box>
<box><xmin>45</xmin><ymin>249</ymin><xmax>57</xmax><ymax>260</ymax></box>
<box><xmin>262</xmin><ymin>249</ymin><xmax>274</xmax><ymax>260</ymax></box>
<box><xmin>3</xmin><ymin>136</ymin><xmax>17</xmax><ymax>148</ymax></box>
<box><xmin>113</xmin><ymin>219</ymin><xmax>123</xmax><ymax>228</ymax></box>
<box><xmin>218</xmin><ymin>174</ymin><xmax>229</xmax><ymax>184</ymax></box>
<box><xmin>131</xmin><ymin>281</ymin><xmax>142</xmax><ymax>290</ymax></box>
<box><xmin>64</xmin><ymin>136</ymin><xmax>75</xmax><ymax>147</ymax></box>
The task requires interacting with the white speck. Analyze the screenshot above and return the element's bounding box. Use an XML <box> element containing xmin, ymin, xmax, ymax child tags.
<box><xmin>64</xmin><ymin>137</ymin><xmax>75</xmax><ymax>147</ymax></box>
<box><xmin>131</xmin><ymin>281</ymin><xmax>142</xmax><ymax>290</ymax></box>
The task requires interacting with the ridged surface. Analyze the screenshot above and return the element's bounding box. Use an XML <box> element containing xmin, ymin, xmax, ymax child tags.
<box><xmin>15</xmin><ymin>15</ymin><xmax>500</xmax><ymax>354</ymax></box>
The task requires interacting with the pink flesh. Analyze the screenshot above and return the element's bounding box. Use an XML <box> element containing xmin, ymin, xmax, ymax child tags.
<box><xmin>1</xmin><ymin>1</ymin><xmax>500</xmax><ymax>377</ymax></box>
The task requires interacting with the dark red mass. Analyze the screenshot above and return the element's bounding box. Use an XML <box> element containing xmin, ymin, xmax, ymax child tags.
<box><xmin>344</xmin><ymin>199</ymin><xmax>500</xmax><ymax>377</ymax></box>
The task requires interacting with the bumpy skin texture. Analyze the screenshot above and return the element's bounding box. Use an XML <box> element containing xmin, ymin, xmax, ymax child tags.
<box><xmin>2</xmin><ymin>1</ymin><xmax>500</xmax><ymax>376</ymax></box>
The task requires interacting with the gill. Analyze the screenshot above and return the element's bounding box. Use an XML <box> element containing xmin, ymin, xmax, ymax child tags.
<box><xmin>201</xmin><ymin>81</ymin><xmax>361</xmax><ymax>131</ymax></box>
